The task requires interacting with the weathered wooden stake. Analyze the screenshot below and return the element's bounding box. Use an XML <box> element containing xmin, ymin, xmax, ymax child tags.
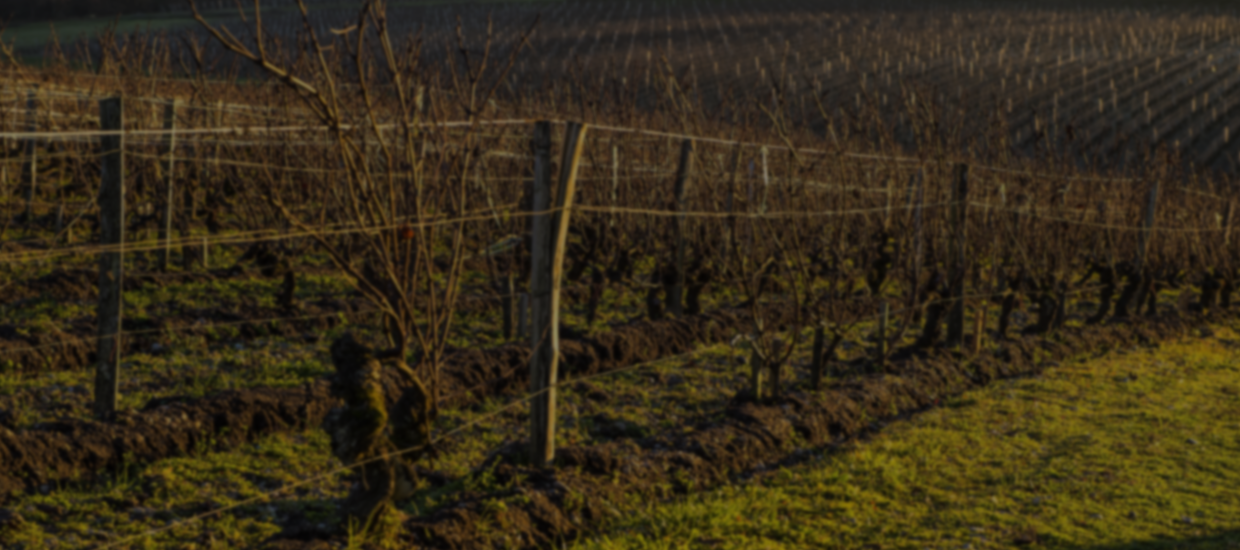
<box><xmin>883</xmin><ymin>172</ymin><xmax>893</xmax><ymax>230</ymax></box>
<box><xmin>609</xmin><ymin>145</ymin><xmax>619</xmax><ymax>228</ymax></box>
<box><xmin>528</xmin><ymin>124</ymin><xmax>553</xmax><ymax>441</ymax></box>
<box><xmin>749</xmin><ymin>347</ymin><xmax>764</xmax><ymax>400</ymax></box>
<box><xmin>1138</xmin><ymin>181</ymin><xmax>1160</xmax><ymax>269</ymax></box>
<box><xmin>877</xmin><ymin>302</ymin><xmax>890</xmax><ymax>369</ymax></box>
<box><xmin>973</xmin><ymin>306</ymin><xmax>987</xmax><ymax>354</ymax></box>
<box><xmin>669</xmin><ymin>138</ymin><xmax>693</xmax><ymax>316</ymax></box>
<box><xmin>946</xmin><ymin>164</ymin><xmax>969</xmax><ymax>347</ymax></box>
<box><xmin>95</xmin><ymin>97</ymin><xmax>125</xmax><ymax>422</ymax></box>
<box><xmin>158</xmin><ymin>99</ymin><xmax>178</xmax><ymax>272</ymax></box>
<box><xmin>759</xmin><ymin>146</ymin><xmax>770</xmax><ymax>214</ymax></box>
<box><xmin>911</xmin><ymin>169</ymin><xmax>926</xmax><ymax>304</ymax></box>
<box><xmin>1224</xmin><ymin>201</ymin><xmax>1235</xmax><ymax>249</ymax></box>
<box><xmin>529</xmin><ymin>121</ymin><xmax>589</xmax><ymax>467</ymax></box>
<box><xmin>810</xmin><ymin>325</ymin><xmax>825</xmax><ymax>390</ymax></box>
<box><xmin>722</xmin><ymin>147</ymin><xmax>742</xmax><ymax>269</ymax></box>
<box><xmin>22</xmin><ymin>89</ymin><xmax>37</xmax><ymax>224</ymax></box>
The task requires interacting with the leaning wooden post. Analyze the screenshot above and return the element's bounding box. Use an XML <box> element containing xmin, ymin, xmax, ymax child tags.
<box><xmin>95</xmin><ymin>97</ymin><xmax>125</xmax><ymax>422</ymax></box>
<box><xmin>669</xmin><ymin>138</ymin><xmax>693</xmax><ymax>316</ymax></box>
<box><xmin>22</xmin><ymin>88</ymin><xmax>37</xmax><ymax>224</ymax></box>
<box><xmin>946</xmin><ymin>164</ymin><xmax>969</xmax><ymax>347</ymax></box>
<box><xmin>158</xmin><ymin>99</ymin><xmax>178</xmax><ymax>272</ymax></box>
<box><xmin>529</xmin><ymin>121</ymin><xmax>589</xmax><ymax>467</ymax></box>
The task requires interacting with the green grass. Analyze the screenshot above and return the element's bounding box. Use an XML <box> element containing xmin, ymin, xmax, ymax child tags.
<box><xmin>5</xmin><ymin>298</ymin><xmax>1239</xmax><ymax>548</ymax></box>
<box><xmin>572</xmin><ymin>324</ymin><xmax>1240</xmax><ymax>550</ymax></box>
<box><xmin>0</xmin><ymin>430</ymin><xmax>349</xmax><ymax>550</ymax></box>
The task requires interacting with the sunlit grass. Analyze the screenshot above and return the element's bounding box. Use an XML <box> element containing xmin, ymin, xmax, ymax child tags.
<box><xmin>574</xmin><ymin>324</ymin><xmax>1240</xmax><ymax>550</ymax></box>
<box><xmin>1</xmin><ymin>430</ymin><xmax>348</xmax><ymax>550</ymax></box>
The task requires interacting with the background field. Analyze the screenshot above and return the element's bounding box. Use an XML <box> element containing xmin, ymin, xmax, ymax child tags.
<box><xmin>3</xmin><ymin>1</ymin><xmax>1240</xmax><ymax>549</ymax></box>
<box><xmin>12</xmin><ymin>0</ymin><xmax>1240</xmax><ymax>175</ymax></box>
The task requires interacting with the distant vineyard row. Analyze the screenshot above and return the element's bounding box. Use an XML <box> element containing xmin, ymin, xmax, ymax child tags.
<box><xmin>109</xmin><ymin>0</ymin><xmax>1239</xmax><ymax>177</ymax></box>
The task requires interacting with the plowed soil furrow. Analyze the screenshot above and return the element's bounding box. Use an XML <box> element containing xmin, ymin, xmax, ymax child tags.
<box><xmin>0</xmin><ymin>306</ymin><xmax>756</xmax><ymax>503</ymax></box>
<box><xmin>398</xmin><ymin>315</ymin><xmax>1202</xmax><ymax>550</ymax></box>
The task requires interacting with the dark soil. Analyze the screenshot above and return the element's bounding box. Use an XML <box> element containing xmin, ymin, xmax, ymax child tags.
<box><xmin>0</xmin><ymin>305</ymin><xmax>755</xmax><ymax>504</ymax></box>
<box><xmin>0</xmin><ymin>300</ymin><xmax>1205</xmax><ymax>549</ymax></box>
<box><xmin>0</xmin><ymin>382</ymin><xmax>335</xmax><ymax>502</ymax></box>
<box><xmin>388</xmin><ymin>316</ymin><xmax>1195</xmax><ymax>549</ymax></box>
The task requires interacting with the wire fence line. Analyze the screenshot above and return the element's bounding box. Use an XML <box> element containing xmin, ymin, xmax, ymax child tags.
<box><xmin>2</xmin><ymin>96</ymin><xmax>1207</xmax><ymax>194</ymax></box>
<box><xmin>0</xmin><ymin>203</ymin><xmax>522</xmax><ymax>264</ymax></box>
<box><xmin>0</xmin><ymin>118</ymin><xmax>537</xmax><ymax>140</ymax></box>
<box><xmin>4</xmin><ymin>193</ymin><xmax>1224</xmax><ymax>266</ymax></box>
<box><xmin>1</xmin><ymin>156</ymin><xmax>1232</xmax><ymax>265</ymax></box>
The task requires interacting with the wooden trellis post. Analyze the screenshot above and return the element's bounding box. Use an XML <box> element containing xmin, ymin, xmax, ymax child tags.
<box><xmin>876</xmin><ymin>302</ymin><xmax>890</xmax><ymax>369</ymax></box>
<box><xmin>158</xmin><ymin>99</ymin><xmax>178</xmax><ymax>272</ymax></box>
<box><xmin>1224</xmin><ymin>201</ymin><xmax>1235</xmax><ymax>249</ymax></box>
<box><xmin>1138</xmin><ymin>181</ymin><xmax>1160</xmax><ymax>269</ymax></box>
<box><xmin>669</xmin><ymin>138</ymin><xmax>693</xmax><ymax>316</ymax></box>
<box><xmin>529</xmin><ymin>121</ymin><xmax>589</xmax><ymax>467</ymax></box>
<box><xmin>759</xmin><ymin>146</ymin><xmax>770</xmax><ymax>214</ymax></box>
<box><xmin>810</xmin><ymin>325</ymin><xmax>826</xmax><ymax>390</ymax></box>
<box><xmin>946</xmin><ymin>164</ymin><xmax>969</xmax><ymax>347</ymax></box>
<box><xmin>1131</xmin><ymin>181</ymin><xmax>1161</xmax><ymax>314</ymax></box>
<box><xmin>22</xmin><ymin>88</ymin><xmax>37</xmax><ymax>224</ymax></box>
<box><xmin>609</xmin><ymin>145</ymin><xmax>619</xmax><ymax>228</ymax></box>
<box><xmin>96</xmin><ymin>97</ymin><xmax>125</xmax><ymax>422</ymax></box>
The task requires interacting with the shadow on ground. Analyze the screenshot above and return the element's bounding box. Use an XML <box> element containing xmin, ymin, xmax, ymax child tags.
<box><xmin>1066</xmin><ymin>530</ymin><xmax>1240</xmax><ymax>550</ymax></box>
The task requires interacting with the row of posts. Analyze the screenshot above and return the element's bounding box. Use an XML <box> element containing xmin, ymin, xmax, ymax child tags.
<box><xmin>520</xmin><ymin>130</ymin><xmax>1178</xmax><ymax>468</ymax></box>
<box><xmin>2</xmin><ymin>89</ymin><xmax>214</xmax><ymax>421</ymax></box>
<box><xmin>30</xmin><ymin>94</ymin><xmax>1174</xmax><ymax>457</ymax></box>
<box><xmin>8</xmin><ymin>89</ymin><xmax>207</xmax><ymax>266</ymax></box>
